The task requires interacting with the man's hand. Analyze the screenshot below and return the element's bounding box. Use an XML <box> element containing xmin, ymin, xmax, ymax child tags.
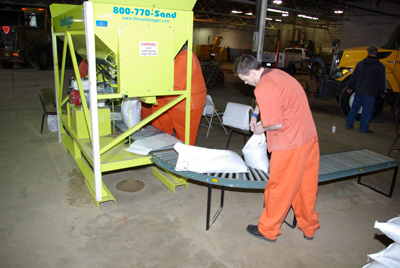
<box><xmin>249</xmin><ymin>116</ymin><xmax>257</xmax><ymax>132</ymax></box>
<box><xmin>254</xmin><ymin>124</ymin><xmax>265</xmax><ymax>135</ymax></box>
<box><xmin>381</xmin><ymin>94</ymin><xmax>386</xmax><ymax>98</ymax></box>
<box><xmin>347</xmin><ymin>88</ymin><xmax>353</xmax><ymax>94</ymax></box>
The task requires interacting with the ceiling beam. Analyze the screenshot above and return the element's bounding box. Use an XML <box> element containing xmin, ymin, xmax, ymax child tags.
<box><xmin>345</xmin><ymin>3</ymin><xmax>400</xmax><ymax>18</ymax></box>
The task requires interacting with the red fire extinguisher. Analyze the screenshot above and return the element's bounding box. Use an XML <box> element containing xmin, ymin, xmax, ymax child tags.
<box><xmin>70</xmin><ymin>90</ymin><xmax>81</xmax><ymax>106</ymax></box>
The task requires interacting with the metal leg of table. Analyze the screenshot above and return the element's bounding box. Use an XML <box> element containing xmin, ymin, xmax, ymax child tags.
<box><xmin>225</xmin><ymin>128</ymin><xmax>251</xmax><ymax>150</ymax></box>
<box><xmin>206</xmin><ymin>185</ymin><xmax>225</xmax><ymax>231</ymax></box>
<box><xmin>284</xmin><ymin>208</ymin><xmax>297</xmax><ymax>229</ymax></box>
<box><xmin>225</xmin><ymin>128</ymin><xmax>235</xmax><ymax>150</ymax></box>
<box><xmin>357</xmin><ymin>166</ymin><xmax>398</xmax><ymax>198</ymax></box>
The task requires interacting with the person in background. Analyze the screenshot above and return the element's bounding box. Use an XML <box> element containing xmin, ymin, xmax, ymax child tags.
<box><xmin>345</xmin><ymin>46</ymin><xmax>386</xmax><ymax>133</ymax></box>
<box><xmin>151</xmin><ymin>43</ymin><xmax>207</xmax><ymax>145</ymax></box>
<box><xmin>233</xmin><ymin>54</ymin><xmax>320</xmax><ymax>242</ymax></box>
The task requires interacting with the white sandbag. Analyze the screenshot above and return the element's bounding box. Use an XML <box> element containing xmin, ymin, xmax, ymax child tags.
<box><xmin>242</xmin><ymin>132</ymin><xmax>269</xmax><ymax>174</ymax></box>
<box><xmin>368</xmin><ymin>243</ymin><xmax>400</xmax><ymax>268</ymax></box>
<box><xmin>125</xmin><ymin>133</ymin><xmax>180</xmax><ymax>156</ymax></box>
<box><xmin>174</xmin><ymin>142</ymin><xmax>248</xmax><ymax>174</ymax></box>
<box><xmin>47</xmin><ymin>115</ymin><xmax>58</xmax><ymax>132</ymax></box>
<box><xmin>375</xmin><ymin>216</ymin><xmax>400</xmax><ymax>244</ymax></box>
<box><xmin>362</xmin><ymin>261</ymin><xmax>387</xmax><ymax>268</ymax></box>
<box><xmin>121</xmin><ymin>98</ymin><xmax>141</xmax><ymax>128</ymax></box>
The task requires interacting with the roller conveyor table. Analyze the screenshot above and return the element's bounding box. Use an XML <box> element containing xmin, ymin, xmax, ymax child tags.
<box><xmin>150</xmin><ymin>148</ymin><xmax>398</xmax><ymax>230</ymax></box>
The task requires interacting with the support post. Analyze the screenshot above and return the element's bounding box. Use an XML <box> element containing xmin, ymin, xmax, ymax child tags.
<box><xmin>84</xmin><ymin>2</ymin><xmax>102</xmax><ymax>202</ymax></box>
<box><xmin>256</xmin><ymin>0</ymin><xmax>267</xmax><ymax>63</ymax></box>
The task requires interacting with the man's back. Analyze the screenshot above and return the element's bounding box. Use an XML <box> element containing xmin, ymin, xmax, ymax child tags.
<box><xmin>349</xmin><ymin>57</ymin><xmax>386</xmax><ymax>96</ymax></box>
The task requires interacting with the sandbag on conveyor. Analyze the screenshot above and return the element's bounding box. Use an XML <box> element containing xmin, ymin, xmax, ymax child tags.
<box><xmin>174</xmin><ymin>142</ymin><xmax>248</xmax><ymax>174</ymax></box>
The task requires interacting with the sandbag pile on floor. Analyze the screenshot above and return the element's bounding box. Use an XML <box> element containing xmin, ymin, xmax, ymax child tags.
<box><xmin>362</xmin><ymin>216</ymin><xmax>400</xmax><ymax>268</ymax></box>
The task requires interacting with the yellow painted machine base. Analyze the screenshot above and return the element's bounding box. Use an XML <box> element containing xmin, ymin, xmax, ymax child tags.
<box><xmin>84</xmin><ymin>179</ymin><xmax>116</xmax><ymax>210</ymax></box>
<box><xmin>152</xmin><ymin>166</ymin><xmax>188</xmax><ymax>193</ymax></box>
<box><xmin>72</xmin><ymin>149</ymin><xmax>116</xmax><ymax>210</ymax></box>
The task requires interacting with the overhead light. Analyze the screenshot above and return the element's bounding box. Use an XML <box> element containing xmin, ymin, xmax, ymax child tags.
<box><xmin>231</xmin><ymin>10</ymin><xmax>242</xmax><ymax>14</ymax></box>
<box><xmin>267</xmin><ymin>8</ymin><xmax>289</xmax><ymax>17</ymax></box>
<box><xmin>298</xmin><ymin>14</ymin><xmax>318</xmax><ymax>20</ymax></box>
<box><xmin>275</xmin><ymin>19</ymin><xmax>282</xmax><ymax>21</ymax></box>
<box><xmin>265</xmin><ymin>17</ymin><xmax>273</xmax><ymax>20</ymax></box>
<box><xmin>245</xmin><ymin>12</ymin><xmax>253</xmax><ymax>16</ymax></box>
<box><xmin>273</xmin><ymin>0</ymin><xmax>282</xmax><ymax>4</ymax></box>
<box><xmin>267</xmin><ymin>8</ymin><xmax>284</xmax><ymax>13</ymax></box>
<box><xmin>335</xmin><ymin>10</ymin><xmax>343</xmax><ymax>14</ymax></box>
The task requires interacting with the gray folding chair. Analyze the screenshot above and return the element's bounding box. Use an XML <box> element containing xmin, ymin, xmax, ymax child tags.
<box><xmin>200</xmin><ymin>95</ymin><xmax>228</xmax><ymax>138</ymax></box>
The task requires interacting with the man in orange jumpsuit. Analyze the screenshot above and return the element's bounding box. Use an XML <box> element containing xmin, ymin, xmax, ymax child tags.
<box><xmin>233</xmin><ymin>54</ymin><xmax>320</xmax><ymax>242</ymax></box>
<box><xmin>151</xmin><ymin>44</ymin><xmax>207</xmax><ymax>145</ymax></box>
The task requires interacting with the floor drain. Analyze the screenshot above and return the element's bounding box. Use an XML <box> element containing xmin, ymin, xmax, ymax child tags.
<box><xmin>116</xmin><ymin>179</ymin><xmax>145</xmax><ymax>192</ymax></box>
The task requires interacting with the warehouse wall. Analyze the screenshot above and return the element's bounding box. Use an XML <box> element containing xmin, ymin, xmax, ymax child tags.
<box><xmin>340</xmin><ymin>1</ymin><xmax>400</xmax><ymax>49</ymax></box>
<box><xmin>193</xmin><ymin>24</ymin><xmax>341</xmax><ymax>60</ymax></box>
<box><xmin>192</xmin><ymin>0</ymin><xmax>399</xmax><ymax>61</ymax></box>
<box><xmin>262</xmin><ymin>24</ymin><xmax>342</xmax><ymax>54</ymax></box>
<box><xmin>193</xmin><ymin>26</ymin><xmax>254</xmax><ymax>60</ymax></box>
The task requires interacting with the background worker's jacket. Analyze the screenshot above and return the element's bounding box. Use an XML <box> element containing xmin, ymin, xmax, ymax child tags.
<box><xmin>348</xmin><ymin>56</ymin><xmax>386</xmax><ymax>97</ymax></box>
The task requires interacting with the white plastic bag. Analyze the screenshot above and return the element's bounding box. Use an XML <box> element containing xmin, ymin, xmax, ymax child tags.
<box><xmin>125</xmin><ymin>134</ymin><xmax>180</xmax><ymax>156</ymax></box>
<box><xmin>47</xmin><ymin>115</ymin><xmax>58</xmax><ymax>132</ymax></box>
<box><xmin>121</xmin><ymin>98</ymin><xmax>141</xmax><ymax>128</ymax></box>
<box><xmin>375</xmin><ymin>216</ymin><xmax>400</xmax><ymax>244</ymax></box>
<box><xmin>242</xmin><ymin>132</ymin><xmax>269</xmax><ymax>173</ymax></box>
<box><xmin>362</xmin><ymin>261</ymin><xmax>387</xmax><ymax>268</ymax></box>
<box><xmin>368</xmin><ymin>243</ymin><xmax>400</xmax><ymax>268</ymax></box>
<box><xmin>174</xmin><ymin>142</ymin><xmax>248</xmax><ymax>174</ymax></box>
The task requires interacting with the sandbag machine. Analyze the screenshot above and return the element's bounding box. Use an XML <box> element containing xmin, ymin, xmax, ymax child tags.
<box><xmin>50</xmin><ymin>0</ymin><xmax>196</xmax><ymax>208</ymax></box>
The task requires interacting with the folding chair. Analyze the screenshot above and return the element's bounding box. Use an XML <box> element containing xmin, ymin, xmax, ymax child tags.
<box><xmin>222</xmin><ymin>102</ymin><xmax>253</xmax><ymax>149</ymax></box>
<box><xmin>39</xmin><ymin>87</ymin><xmax>57</xmax><ymax>133</ymax></box>
<box><xmin>200</xmin><ymin>95</ymin><xmax>228</xmax><ymax>138</ymax></box>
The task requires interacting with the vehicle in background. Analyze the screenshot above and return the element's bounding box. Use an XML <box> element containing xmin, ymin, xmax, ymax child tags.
<box><xmin>261</xmin><ymin>47</ymin><xmax>312</xmax><ymax>74</ymax></box>
<box><xmin>198</xmin><ymin>34</ymin><xmax>227</xmax><ymax>62</ymax></box>
<box><xmin>328</xmin><ymin>25</ymin><xmax>400</xmax><ymax>118</ymax></box>
<box><xmin>0</xmin><ymin>7</ymin><xmax>53</xmax><ymax>70</ymax></box>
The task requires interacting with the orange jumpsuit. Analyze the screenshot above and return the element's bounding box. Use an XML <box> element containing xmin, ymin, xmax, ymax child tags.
<box><xmin>152</xmin><ymin>49</ymin><xmax>207</xmax><ymax>145</ymax></box>
<box><xmin>78</xmin><ymin>59</ymin><xmax>88</xmax><ymax>78</ymax></box>
<box><xmin>255</xmin><ymin>69</ymin><xmax>320</xmax><ymax>240</ymax></box>
<box><xmin>141</xmin><ymin>103</ymin><xmax>153</xmax><ymax>120</ymax></box>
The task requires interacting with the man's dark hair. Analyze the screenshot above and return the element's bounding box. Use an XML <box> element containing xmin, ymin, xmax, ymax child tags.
<box><xmin>233</xmin><ymin>54</ymin><xmax>262</xmax><ymax>76</ymax></box>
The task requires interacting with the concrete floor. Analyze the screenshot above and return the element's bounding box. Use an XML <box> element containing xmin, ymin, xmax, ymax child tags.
<box><xmin>1</xmin><ymin>63</ymin><xmax>399</xmax><ymax>268</ymax></box>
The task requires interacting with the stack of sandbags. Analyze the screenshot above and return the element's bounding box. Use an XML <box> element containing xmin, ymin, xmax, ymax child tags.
<box><xmin>362</xmin><ymin>216</ymin><xmax>400</xmax><ymax>268</ymax></box>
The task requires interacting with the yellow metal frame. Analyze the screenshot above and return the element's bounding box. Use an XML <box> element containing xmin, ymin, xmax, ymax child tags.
<box><xmin>50</xmin><ymin>0</ymin><xmax>195</xmax><ymax>208</ymax></box>
<box><xmin>152</xmin><ymin>167</ymin><xmax>188</xmax><ymax>193</ymax></box>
